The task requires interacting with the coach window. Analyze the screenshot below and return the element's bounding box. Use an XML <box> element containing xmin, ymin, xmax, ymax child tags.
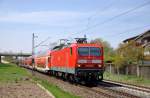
<box><xmin>70</xmin><ymin>47</ymin><xmax>73</xmax><ymax>55</ymax></box>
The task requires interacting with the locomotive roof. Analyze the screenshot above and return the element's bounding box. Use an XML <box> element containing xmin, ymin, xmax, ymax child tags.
<box><xmin>52</xmin><ymin>43</ymin><xmax>72</xmax><ymax>50</ymax></box>
<box><xmin>71</xmin><ymin>43</ymin><xmax>103</xmax><ymax>47</ymax></box>
<box><xmin>53</xmin><ymin>43</ymin><xmax>102</xmax><ymax>49</ymax></box>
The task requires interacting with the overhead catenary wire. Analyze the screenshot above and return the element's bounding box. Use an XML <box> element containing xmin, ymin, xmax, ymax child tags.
<box><xmin>86</xmin><ymin>0</ymin><xmax>117</xmax><ymax>29</ymax></box>
<box><xmin>34</xmin><ymin>36</ymin><xmax>51</xmax><ymax>48</ymax></box>
<box><xmin>66</xmin><ymin>0</ymin><xmax>117</xmax><ymax>41</ymax></box>
<box><xmin>105</xmin><ymin>24</ymin><xmax>150</xmax><ymax>38</ymax></box>
<box><xmin>82</xmin><ymin>1</ymin><xmax>150</xmax><ymax>33</ymax></box>
<box><xmin>68</xmin><ymin>1</ymin><xmax>150</xmax><ymax>37</ymax></box>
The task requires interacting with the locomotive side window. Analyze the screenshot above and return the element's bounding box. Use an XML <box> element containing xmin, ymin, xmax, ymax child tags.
<box><xmin>78</xmin><ymin>47</ymin><xmax>89</xmax><ymax>56</ymax></box>
<box><xmin>48</xmin><ymin>57</ymin><xmax>50</xmax><ymax>62</ymax></box>
<box><xmin>70</xmin><ymin>47</ymin><xmax>73</xmax><ymax>55</ymax></box>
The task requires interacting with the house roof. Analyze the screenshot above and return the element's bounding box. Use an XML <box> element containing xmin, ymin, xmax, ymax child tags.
<box><xmin>123</xmin><ymin>30</ymin><xmax>150</xmax><ymax>43</ymax></box>
<box><xmin>123</xmin><ymin>36</ymin><xmax>138</xmax><ymax>43</ymax></box>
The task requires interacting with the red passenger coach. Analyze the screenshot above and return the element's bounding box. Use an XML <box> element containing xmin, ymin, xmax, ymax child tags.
<box><xmin>22</xmin><ymin>57</ymin><xmax>32</xmax><ymax>69</ymax></box>
<box><xmin>34</xmin><ymin>51</ymin><xmax>51</xmax><ymax>73</ymax></box>
<box><xmin>50</xmin><ymin>38</ymin><xmax>104</xmax><ymax>83</ymax></box>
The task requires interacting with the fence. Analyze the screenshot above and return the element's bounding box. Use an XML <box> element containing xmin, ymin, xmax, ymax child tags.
<box><xmin>105</xmin><ymin>62</ymin><xmax>150</xmax><ymax>79</ymax></box>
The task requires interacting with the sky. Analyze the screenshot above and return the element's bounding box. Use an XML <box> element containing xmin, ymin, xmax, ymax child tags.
<box><xmin>0</xmin><ymin>0</ymin><xmax>150</xmax><ymax>53</ymax></box>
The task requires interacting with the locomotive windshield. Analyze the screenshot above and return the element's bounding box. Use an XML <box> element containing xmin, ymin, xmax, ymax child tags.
<box><xmin>78</xmin><ymin>47</ymin><xmax>101</xmax><ymax>56</ymax></box>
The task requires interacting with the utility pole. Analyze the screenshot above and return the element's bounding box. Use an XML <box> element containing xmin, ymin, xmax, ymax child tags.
<box><xmin>31</xmin><ymin>33</ymin><xmax>50</xmax><ymax>75</ymax></box>
<box><xmin>32</xmin><ymin>33</ymin><xmax>35</xmax><ymax>58</ymax></box>
<box><xmin>32</xmin><ymin>33</ymin><xmax>37</xmax><ymax>75</ymax></box>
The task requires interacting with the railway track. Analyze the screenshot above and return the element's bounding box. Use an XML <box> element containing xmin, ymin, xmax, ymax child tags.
<box><xmin>98</xmin><ymin>80</ymin><xmax>150</xmax><ymax>98</ymax></box>
<box><xmin>78</xmin><ymin>84</ymin><xmax>139</xmax><ymax>98</ymax></box>
<box><xmin>104</xmin><ymin>79</ymin><xmax>150</xmax><ymax>93</ymax></box>
<box><xmin>24</xmin><ymin>68</ymin><xmax>149</xmax><ymax>98</ymax></box>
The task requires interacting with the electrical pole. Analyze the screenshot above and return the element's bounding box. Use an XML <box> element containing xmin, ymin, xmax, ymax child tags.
<box><xmin>32</xmin><ymin>33</ymin><xmax>37</xmax><ymax>75</ymax></box>
<box><xmin>31</xmin><ymin>33</ymin><xmax>50</xmax><ymax>75</ymax></box>
<box><xmin>32</xmin><ymin>33</ymin><xmax>36</xmax><ymax>58</ymax></box>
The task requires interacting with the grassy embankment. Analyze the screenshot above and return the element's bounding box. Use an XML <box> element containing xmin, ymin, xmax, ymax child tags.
<box><xmin>104</xmin><ymin>72</ymin><xmax>150</xmax><ymax>87</ymax></box>
<box><xmin>0</xmin><ymin>63</ymin><xmax>80</xmax><ymax>98</ymax></box>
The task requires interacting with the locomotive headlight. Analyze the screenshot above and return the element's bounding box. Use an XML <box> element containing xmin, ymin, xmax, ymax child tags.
<box><xmin>78</xmin><ymin>64</ymin><xmax>81</xmax><ymax>67</ymax></box>
<box><xmin>98</xmin><ymin>64</ymin><xmax>102</xmax><ymax>67</ymax></box>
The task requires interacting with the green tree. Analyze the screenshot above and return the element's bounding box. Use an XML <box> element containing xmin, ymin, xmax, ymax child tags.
<box><xmin>114</xmin><ymin>53</ymin><xmax>125</xmax><ymax>74</ymax></box>
<box><xmin>115</xmin><ymin>41</ymin><xmax>143</xmax><ymax>76</ymax></box>
<box><xmin>117</xmin><ymin>41</ymin><xmax>143</xmax><ymax>65</ymax></box>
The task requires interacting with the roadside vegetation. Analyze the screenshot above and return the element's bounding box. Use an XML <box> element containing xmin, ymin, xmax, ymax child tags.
<box><xmin>104</xmin><ymin>72</ymin><xmax>150</xmax><ymax>87</ymax></box>
<box><xmin>0</xmin><ymin>63</ymin><xmax>30</xmax><ymax>83</ymax></box>
<box><xmin>33</xmin><ymin>77</ymin><xmax>80</xmax><ymax>98</ymax></box>
<box><xmin>0</xmin><ymin>63</ymin><xmax>80</xmax><ymax>98</ymax></box>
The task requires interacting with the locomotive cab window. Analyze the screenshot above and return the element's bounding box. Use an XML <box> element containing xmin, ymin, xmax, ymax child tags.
<box><xmin>90</xmin><ymin>47</ymin><xmax>101</xmax><ymax>56</ymax></box>
<box><xmin>78</xmin><ymin>47</ymin><xmax>89</xmax><ymax>56</ymax></box>
<box><xmin>78</xmin><ymin>47</ymin><xmax>101</xmax><ymax>56</ymax></box>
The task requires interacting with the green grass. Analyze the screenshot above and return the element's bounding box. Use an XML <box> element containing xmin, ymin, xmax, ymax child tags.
<box><xmin>0</xmin><ymin>63</ymin><xmax>31</xmax><ymax>83</ymax></box>
<box><xmin>0</xmin><ymin>63</ymin><xmax>80</xmax><ymax>98</ymax></box>
<box><xmin>33</xmin><ymin>77</ymin><xmax>80</xmax><ymax>98</ymax></box>
<box><xmin>104</xmin><ymin>72</ymin><xmax>150</xmax><ymax>87</ymax></box>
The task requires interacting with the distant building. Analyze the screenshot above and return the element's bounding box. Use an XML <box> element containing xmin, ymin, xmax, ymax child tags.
<box><xmin>123</xmin><ymin>30</ymin><xmax>150</xmax><ymax>45</ymax></box>
<box><xmin>105</xmin><ymin>30</ymin><xmax>150</xmax><ymax>78</ymax></box>
<box><xmin>123</xmin><ymin>30</ymin><xmax>150</xmax><ymax>64</ymax></box>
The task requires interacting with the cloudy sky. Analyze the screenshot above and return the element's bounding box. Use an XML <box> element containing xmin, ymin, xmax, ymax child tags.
<box><xmin>0</xmin><ymin>0</ymin><xmax>150</xmax><ymax>53</ymax></box>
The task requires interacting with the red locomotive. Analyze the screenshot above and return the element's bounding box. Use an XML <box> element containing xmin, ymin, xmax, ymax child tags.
<box><xmin>22</xmin><ymin>38</ymin><xmax>104</xmax><ymax>83</ymax></box>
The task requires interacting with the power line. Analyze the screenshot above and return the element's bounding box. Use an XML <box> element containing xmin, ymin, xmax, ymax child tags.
<box><xmin>88</xmin><ymin>2</ymin><xmax>116</xmax><ymax>19</ymax></box>
<box><xmin>106</xmin><ymin>24</ymin><xmax>150</xmax><ymax>38</ymax></box>
<box><xmin>86</xmin><ymin>0</ymin><xmax>117</xmax><ymax>28</ymax></box>
<box><xmin>64</xmin><ymin>1</ymin><xmax>117</xmax><ymax>38</ymax></box>
<box><xmin>83</xmin><ymin>1</ymin><xmax>150</xmax><ymax>33</ymax></box>
<box><xmin>69</xmin><ymin>1</ymin><xmax>150</xmax><ymax>37</ymax></box>
<box><xmin>34</xmin><ymin>36</ymin><xmax>51</xmax><ymax>48</ymax></box>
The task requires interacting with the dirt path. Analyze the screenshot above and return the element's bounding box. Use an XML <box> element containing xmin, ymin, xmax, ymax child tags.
<box><xmin>0</xmin><ymin>81</ymin><xmax>53</xmax><ymax>98</ymax></box>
